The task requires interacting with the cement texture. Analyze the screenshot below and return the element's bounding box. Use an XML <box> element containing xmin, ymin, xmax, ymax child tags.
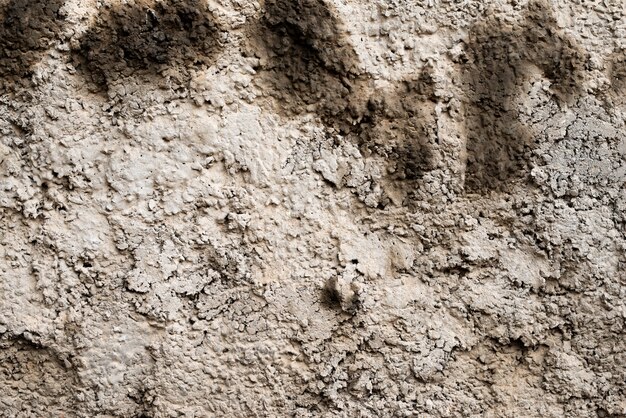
<box><xmin>0</xmin><ymin>0</ymin><xmax>625</xmax><ymax>416</ymax></box>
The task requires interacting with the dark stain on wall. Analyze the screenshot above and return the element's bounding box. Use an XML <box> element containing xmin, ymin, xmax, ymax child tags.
<box><xmin>608</xmin><ymin>51</ymin><xmax>626</xmax><ymax>102</ymax></box>
<box><xmin>460</xmin><ymin>0</ymin><xmax>587</xmax><ymax>193</ymax></box>
<box><xmin>0</xmin><ymin>333</ymin><xmax>81</xmax><ymax>412</ymax></box>
<box><xmin>249</xmin><ymin>0</ymin><xmax>437</xmax><ymax>187</ymax></box>
<box><xmin>72</xmin><ymin>0</ymin><xmax>222</xmax><ymax>92</ymax></box>
<box><xmin>0</xmin><ymin>0</ymin><xmax>67</xmax><ymax>91</ymax></box>
<box><xmin>248</xmin><ymin>0</ymin><xmax>368</xmax><ymax>133</ymax></box>
<box><xmin>359</xmin><ymin>70</ymin><xmax>438</xmax><ymax>181</ymax></box>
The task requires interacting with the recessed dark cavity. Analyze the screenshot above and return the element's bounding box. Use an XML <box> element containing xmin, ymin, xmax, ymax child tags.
<box><xmin>0</xmin><ymin>0</ymin><xmax>67</xmax><ymax>91</ymax></box>
<box><xmin>249</xmin><ymin>0</ymin><xmax>437</xmax><ymax>187</ymax></box>
<box><xmin>320</xmin><ymin>282</ymin><xmax>342</xmax><ymax>310</ymax></box>
<box><xmin>461</xmin><ymin>0</ymin><xmax>586</xmax><ymax>193</ymax></box>
<box><xmin>73</xmin><ymin>0</ymin><xmax>221</xmax><ymax>92</ymax></box>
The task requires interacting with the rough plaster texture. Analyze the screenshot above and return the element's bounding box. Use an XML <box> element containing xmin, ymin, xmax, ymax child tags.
<box><xmin>0</xmin><ymin>0</ymin><xmax>625</xmax><ymax>416</ymax></box>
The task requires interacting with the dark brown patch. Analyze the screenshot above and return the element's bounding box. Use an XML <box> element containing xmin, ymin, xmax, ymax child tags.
<box><xmin>607</xmin><ymin>51</ymin><xmax>626</xmax><ymax>102</ymax></box>
<box><xmin>249</xmin><ymin>0</ymin><xmax>437</xmax><ymax>189</ymax></box>
<box><xmin>461</xmin><ymin>0</ymin><xmax>586</xmax><ymax>193</ymax></box>
<box><xmin>320</xmin><ymin>280</ymin><xmax>343</xmax><ymax>310</ymax></box>
<box><xmin>0</xmin><ymin>0</ymin><xmax>67</xmax><ymax>91</ymax></box>
<box><xmin>248</xmin><ymin>0</ymin><xmax>368</xmax><ymax>131</ymax></box>
<box><xmin>522</xmin><ymin>1</ymin><xmax>586</xmax><ymax>103</ymax></box>
<box><xmin>0</xmin><ymin>333</ymin><xmax>80</xmax><ymax>412</ymax></box>
<box><xmin>72</xmin><ymin>0</ymin><xmax>221</xmax><ymax>92</ymax></box>
<box><xmin>360</xmin><ymin>70</ymin><xmax>438</xmax><ymax>181</ymax></box>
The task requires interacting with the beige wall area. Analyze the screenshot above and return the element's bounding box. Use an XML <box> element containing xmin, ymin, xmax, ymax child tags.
<box><xmin>0</xmin><ymin>0</ymin><xmax>625</xmax><ymax>416</ymax></box>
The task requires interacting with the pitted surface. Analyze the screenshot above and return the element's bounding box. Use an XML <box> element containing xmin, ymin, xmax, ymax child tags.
<box><xmin>0</xmin><ymin>0</ymin><xmax>625</xmax><ymax>416</ymax></box>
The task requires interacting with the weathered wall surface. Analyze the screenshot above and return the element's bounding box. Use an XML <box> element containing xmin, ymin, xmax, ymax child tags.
<box><xmin>0</xmin><ymin>0</ymin><xmax>625</xmax><ymax>416</ymax></box>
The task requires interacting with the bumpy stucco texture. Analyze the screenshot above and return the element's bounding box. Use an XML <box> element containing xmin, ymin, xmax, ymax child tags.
<box><xmin>1</xmin><ymin>0</ymin><xmax>625</xmax><ymax>416</ymax></box>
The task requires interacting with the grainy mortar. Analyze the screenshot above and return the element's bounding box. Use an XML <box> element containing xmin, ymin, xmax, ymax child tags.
<box><xmin>0</xmin><ymin>0</ymin><xmax>625</xmax><ymax>416</ymax></box>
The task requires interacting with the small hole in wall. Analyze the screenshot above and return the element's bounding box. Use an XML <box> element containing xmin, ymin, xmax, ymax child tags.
<box><xmin>320</xmin><ymin>284</ymin><xmax>342</xmax><ymax>309</ymax></box>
